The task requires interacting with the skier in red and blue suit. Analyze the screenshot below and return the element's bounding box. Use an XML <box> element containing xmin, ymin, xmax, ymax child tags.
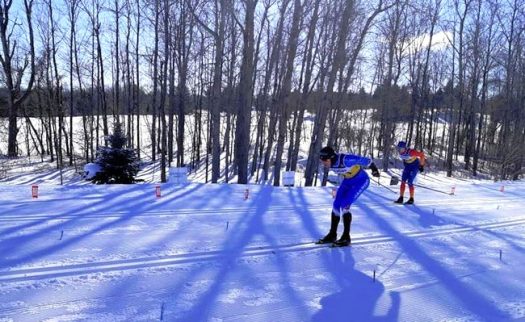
<box><xmin>317</xmin><ymin>146</ymin><xmax>380</xmax><ymax>246</ymax></box>
<box><xmin>394</xmin><ymin>141</ymin><xmax>426</xmax><ymax>205</ymax></box>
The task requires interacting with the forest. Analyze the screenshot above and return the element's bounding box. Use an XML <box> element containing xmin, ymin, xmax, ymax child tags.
<box><xmin>0</xmin><ymin>0</ymin><xmax>524</xmax><ymax>184</ymax></box>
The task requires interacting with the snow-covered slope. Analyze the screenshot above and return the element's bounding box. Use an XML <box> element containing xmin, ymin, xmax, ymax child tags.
<box><xmin>1</xmin><ymin>173</ymin><xmax>524</xmax><ymax>321</ymax></box>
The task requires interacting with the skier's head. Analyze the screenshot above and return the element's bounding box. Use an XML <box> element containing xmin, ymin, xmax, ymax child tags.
<box><xmin>396</xmin><ymin>141</ymin><xmax>407</xmax><ymax>153</ymax></box>
<box><xmin>320</xmin><ymin>146</ymin><xmax>337</xmax><ymax>166</ymax></box>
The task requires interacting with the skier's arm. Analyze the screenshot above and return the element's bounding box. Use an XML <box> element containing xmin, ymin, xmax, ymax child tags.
<box><xmin>341</xmin><ymin>154</ymin><xmax>379</xmax><ymax>177</ymax></box>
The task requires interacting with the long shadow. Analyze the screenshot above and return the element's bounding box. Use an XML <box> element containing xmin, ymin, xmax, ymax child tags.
<box><xmin>0</xmin><ymin>184</ymin><xmax>148</xmax><ymax>237</ymax></box>
<box><xmin>88</xmin><ymin>183</ymin><xmax>256</xmax><ymax>320</ymax></box>
<box><xmin>170</xmin><ymin>184</ymin><xmax>277</xmax><ymax>321</ymax></box>
<box><xmin>402</xmin><ymin>204</ymin><xmax>449</xmax><ymax>229</ymax></box>
<box><xmin>0</xmin><ymin>184</ymin><xmax>206</xmax><ymax>268</ymax></box>
<box><xmin>0</xmin><ymin>182</ymin><xmax>205</xmax><ymax>237</ymax></box>
<box><xmin>0</xmin><ymin>184</ymin><xmax>148</xmax><ymax>245</ymax></box>
<box><xmin>367</xmin><ymin>185</ymin><xmax>455</xmax><ymax>229</ymax></box>
<box><xmin>237</xmin><ymin>186</ymin><xmax>317</xmax><ymax>321</ymax></box>
<box><xmin>92</xmin><ymin>183</ymin><xmax>230</xmax><ymax>317</ymax></box>
<box><xmin>470</xmin><ymin>182</ymin><xmax>522</xmax><ymax>198</ymax></box>
<box><xmin>159</xmin><ymin>184</ymin><xmax>336</xmax><ymax>321</ymax></box>
<box><xmin>291</xmin><ymin>186</ymin><xmax>402</xmax><ymax>321</ymax></box>
<box><xmin>312</xmin><ymin>249</ymin><xmax>400</xmax><ymax>322</ymax></box>
<box><xmin>1</xmin><ymin>170</ymin><xmax>54</xmax><ymax>185</ymax></box>
<box><xmin>0</xmin><ymin>190</ymin><xmax>153</xmax><ymax>267</ymax></box>
<box><xmin>451</xmin><ymin>220</ymin><xmax>525</xmax><ymax>254</ymax></box>
<box><xmin>288</xmin><ymin>187</ymin><xmax>326</xmax><ymax>242</ymax></box>
<box><xmin>7</xmin><ymin>183</ymin><xmax>208</xmax><ymax>316</ymax></box>
<box><xmin>369</xmin><ymin>187</ymin><xmax>524</xmax><ymax>275</ymax></box>
<box><xmin>358</xmin><ymin>198</ymin><xmax>510</xmax><ymax>320</ymax></box>
<box><xmin>377</xmin><ymin>185</ymin><xmax>525</xmax><ymax>253</ymax></box>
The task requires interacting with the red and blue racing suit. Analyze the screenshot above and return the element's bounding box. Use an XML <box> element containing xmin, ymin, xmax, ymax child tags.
<box><xmin>399</xmin><ymin>148</ymin><xmax>426</xmax><ymax>198</ymax></box>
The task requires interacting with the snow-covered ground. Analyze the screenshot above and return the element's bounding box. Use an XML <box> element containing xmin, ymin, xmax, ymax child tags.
<box><xmin>1</xmin><ymin>170</ymin><xmax>524</xmax><ymax>321</ymax></box>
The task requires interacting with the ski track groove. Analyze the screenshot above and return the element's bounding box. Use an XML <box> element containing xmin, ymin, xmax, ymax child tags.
<box><xmin>0</xmin><ymin>196</ymin><xmax>521</xmax><ymax>222</ymax></box>
<box><xmin>1</xmin><ymin>216</ymin><xmax>525</xmax><ymax>283</ymax></box>
<box><xmin>0</xmin><ymin>204</ymin><xmax>331</xmax><ymax>222</ymax></box>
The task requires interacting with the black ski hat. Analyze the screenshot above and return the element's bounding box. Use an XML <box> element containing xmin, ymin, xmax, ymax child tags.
<box><xmin>320</xmin><ymin>146</ymin><xmax>336</xmax><ymax>160</ymax></box>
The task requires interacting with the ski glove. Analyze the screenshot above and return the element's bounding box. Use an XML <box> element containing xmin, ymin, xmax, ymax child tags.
<box><xmin>419</xmin><ymin>165</ymin><xmax>424</xmax><ymax>173</ymax></box>
<box><xmin>369</xmin><ymin>162</ymin><xmax>380</xmax><ymax>177</ymax></box>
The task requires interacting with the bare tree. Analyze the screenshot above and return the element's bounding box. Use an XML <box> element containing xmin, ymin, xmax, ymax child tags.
<box><xmin>272</xmin><ymin>0</ymin><xmax>302</xmax><ymax>186</ymax></box>
<box><xmin>472</xmin><ymin>0</ymin><xmax>497</xmax><ymax>176</ymax></box>
<box><xmin>174</xmin><ymin>0</ymin><xmax>194</xmax><ymax>167</ymax></box>
<box><xmin>305</xmin><ymin>0</ymin><xmax>393</xmax><ymax>186</ymax></box>
<box><xmin>150</xmin><ymin>0</ymin><xmax>160</xmax><ymax>161</ymax></box>
<box><xmin>249</xmin><ymin>0</ymin><xmax>272</xmax><ymax>180</ymax></box>
<box><xmin>135</xmin><ymin>0</ymin><xmax>141</xmax><ymax>159</ymax></box>
<box><xmin>260</xmin><ymin>0</ymin><xmax>290</xmax><ymax>182</ymax></box>
<box><xmin>445</xmin><ymin>0</ymin><xmax>473</xmax><ymax>177</ymax></box>
<box><xmin>235</xmin><ymin>0</ymin><xmax>258</xmax><ymax>184</ymax></box>
<box><xmin>188</xmin><ymin>0</ymin><xmax>225</xmax><ymax>182</ymax></box>
<box><xmin>463</xmin><ymin>0</ymin><xmax>482</xmax><ymax>170</ymax></box>
<box><xmin>287</xmin><ymin>0</ymin><xmax>320</xmax><ymax>172</ymax></box>
<box><xmin>377</xmin><ymin>0</ymin><xmax>410</xmax><ymax>171</ymax></box>
<box><xmin>159</xmin><ymin>0</ymin><xmax>170</xmax><ymax>182</ymax></box>
<box><xmin>124</xmin><ymin>0</ymin><xmax>133</xmax><ymax>147</ymax></box>
<box><xmin>112</xmin><ymin>0</ymin><xmax>123</xmax><ymax>120</ymax></box>
<box><xmin>47</xmin><ymin>0</ymin><xmax>66</xmax><ymax>182</ymax></box>
<box><xmin>496</xmin><ymin>0</ymin><xmax>523</xmax><ymax>179</ymax></box>
<box><xmin>0</xmin><ymin>0</ymin><xmax>36</xmax><ymax>157</ymax></box>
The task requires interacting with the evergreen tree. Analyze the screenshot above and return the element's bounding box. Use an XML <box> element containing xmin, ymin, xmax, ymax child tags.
<box><xmin>91</xmin><ymin>122</ymin><xmax>140</xmax><ymax>184</ymax></box>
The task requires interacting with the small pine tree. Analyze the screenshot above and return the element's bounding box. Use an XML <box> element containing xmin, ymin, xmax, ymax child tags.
<box><xmin>91</xmin><ymin>122</ymin><xmax>140</xmax><ymax>184</ymax></box>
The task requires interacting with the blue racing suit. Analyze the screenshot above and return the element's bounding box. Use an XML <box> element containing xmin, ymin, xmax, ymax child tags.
<box><xmin>329</xmin><ymin>154</ymin><xmax>372</xmax><ymax>216</ymax></box>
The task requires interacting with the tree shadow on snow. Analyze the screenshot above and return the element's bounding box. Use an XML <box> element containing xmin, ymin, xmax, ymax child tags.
<box><xmin>168</xmin><ymin>183</ymin><xmax>311</xmax><ymax>321</ymax></box>
<box><xmin>356</xmin><ymin>197</ymin><xmax>510</xmax><ymax>321</ymax></box>
<box><xmin>312</xmin><ymin>249</ymin><xmax>400</xmax><ymax>322</ymax></box>
<box><xmin>0</xmin><ymin>184</ymin><xmax>205</xmax><ymax>268</ymax></box>
<box><xmin>365</xmin><ymin>188</ymin><xmax>449</xmax><ymax>229</ymax></box>
<box><xmin>403</xmin><ymin>204</ymin><xmax>449</xmax><ymax>229</ymax></box>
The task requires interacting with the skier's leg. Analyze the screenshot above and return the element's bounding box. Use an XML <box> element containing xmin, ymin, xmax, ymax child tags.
<box><xmin>405</xmin><ymin>169</ymin><xmax>417</xmax><ymax>204</ymax></box>
<box><xmin>318</xmin><ymin>211</ymin><xmax>340</xmax><ymax>243</ymax></box>
<box><xmin>395</xmin><ymin>182</ymin><xmax>406</xmax><ymax>203</ymax></box>
<box><xmin>318</xmin><ymin>185</ymin><xmax>349</xmax><ymax>244</ymax></box>
<box><xmin>342</xmin><ymin>212</ymin><xmax>352</xmax><ymax>238</ymax></box>
<box><xmin>395</xmin><ymin>168</ymin><xmax>409</xmax><ymax>203</ymax></box>
<box><xmin>334</xmin><ymin>172</ymin><xmax>369</xmax><ymax>246</ymax></box>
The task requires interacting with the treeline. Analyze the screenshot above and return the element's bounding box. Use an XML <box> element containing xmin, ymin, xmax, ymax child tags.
<box><xmin>0</xmin><ymin>0</ymin><xmax>523</xmax><ymax>184</ymax></box>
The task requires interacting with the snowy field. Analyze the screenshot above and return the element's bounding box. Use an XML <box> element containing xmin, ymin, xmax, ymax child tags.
<box><xmin>1</xmin><ymin>170</ymin><xmax>525</xmax><ymax>321</ymax></box>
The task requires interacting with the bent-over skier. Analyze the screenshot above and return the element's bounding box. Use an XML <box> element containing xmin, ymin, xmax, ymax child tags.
<box><xmin>394</xmin><ymin>141</ymin><xmax>426</xmax><ymax>205</ymax></box>
<box><xmin>317</xmin><ymin>146</ymin><xmax>380</xmax><ymax>247</ymax></box>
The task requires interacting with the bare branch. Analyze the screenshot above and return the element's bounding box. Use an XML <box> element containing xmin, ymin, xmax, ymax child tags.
<box><xmin>185</xmin><ymin>0</ymin><xmax>219</xmax><ymax>39</ymax></box>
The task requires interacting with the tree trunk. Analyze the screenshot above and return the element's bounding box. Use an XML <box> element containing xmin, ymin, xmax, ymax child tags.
<box><xmin>273</xmin><ymin>0</ymin><xmax>302</xmax><ymax>186</ymax></box>
<box><xmin>1</xmin><ymin>0</ymin><xmax>36</xmax><ymax>157</ymax></box>
<box><xmin>234</xmin><ymin>0</ymin><xmax>257</xmax><ymax>184</ymax></box>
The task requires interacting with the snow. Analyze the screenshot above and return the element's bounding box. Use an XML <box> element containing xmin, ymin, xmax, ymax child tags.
<box><xmin>83</xmin><ymin>163</ymin><xmax>102</xmax><ymax>180</ymax></box>
<box><xmin>1</xmin><ymin>171</ymin><xmax>525</xmax><ymax>321</ymax></box>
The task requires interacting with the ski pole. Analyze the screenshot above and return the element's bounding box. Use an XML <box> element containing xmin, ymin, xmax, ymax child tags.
<box><xmin>412</xmin><ymin>183</ymin><xmax>453</xmax><ymax>195</ymax></box>
<box><xmin>374</xmin><ymin>177</ymin><xmax>397</xmax><ymax>194</ymax></box>
<box><xmin>378</xmin><ymin>173</ymin><xmax>452</xmax><ymax>195</ymax></box>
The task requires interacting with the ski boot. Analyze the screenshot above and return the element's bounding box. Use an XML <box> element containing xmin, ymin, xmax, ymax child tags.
<box><xmin>317</xmin><ymin>232</ymin><xmax>337</xmax><ymax>244</ymax></box>
<box><xmin>394</xmin><ymin>196</ymin><xmax>404</xmax><ymax>204</ymax></box>
<box><xmin>332</xmin><ymin>213</ymin><xmax>351</xmax><ymax>247</ymax></box>
<box><xmin>332</xmin><ymin>236</ymin><xmax>350</xmax><ymax>247</ymax></box>
<box><xmin>404</xmin><ymin>198</ymin><xmax>414</xmax><ymax>205</ymax></box>
<box><xmin>316</xmin><ymin>213</ymin><xmax>340</xmax><ymax>244</ymax></box>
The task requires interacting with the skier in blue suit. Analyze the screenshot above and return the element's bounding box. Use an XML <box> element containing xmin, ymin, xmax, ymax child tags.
<box><xmin>317</xmin><ymin>146</ymin><xmax>380</xmax><ymax>246</ymax></box>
